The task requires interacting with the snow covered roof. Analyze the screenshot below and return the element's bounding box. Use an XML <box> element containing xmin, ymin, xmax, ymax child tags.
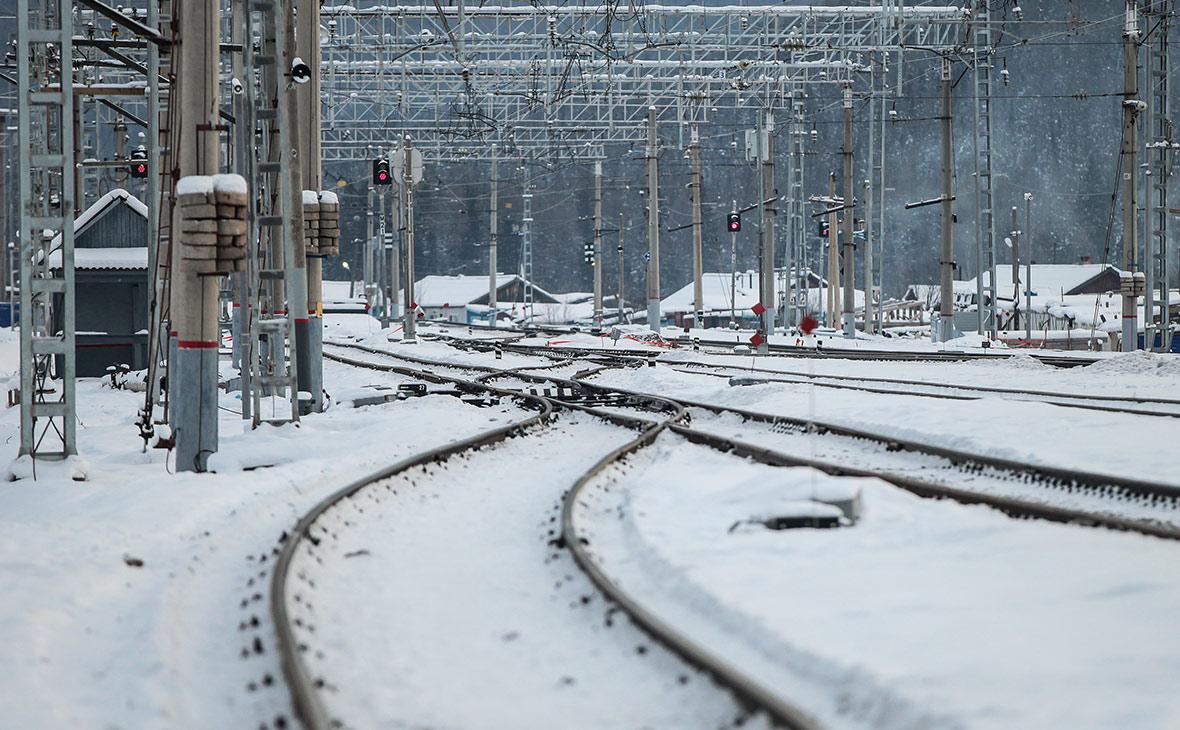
<box><xmin>48</xmin><ymin>247</ymin><xmax>148</xmax><ymax>271</ymax></box>
<box><xmin>963</xmin><ymin>264</ymin><xmax>1118</xmax><ymax>298</ymax></box>
<box><xmin>415</xmin><ymin>273</ymin><xmax>557</xmax><ymax>308</ymax></box>
<box><xmin>321</xmin><ymin>280</ymin><xmax>365</xmax><ymax>302</ymax></box>
<box><xmin>51</xmin><ymin>188</ymin><xmax>148</xmax><ymax>247</ymax></box>
<box><xmin>661</xmin><ymin>269</ymin><xmax>829</xmax><ymax>315</ymax></box>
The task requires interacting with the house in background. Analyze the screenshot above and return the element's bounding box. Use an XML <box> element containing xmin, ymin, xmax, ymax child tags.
<box><xmin>415</xmin><ymin>273</ymin><xmax>559</xmax><ymax>324</ymax></box>
<box><xmin>49</xmin><ymin>189</ymin><xmax>150</xmax><ymax>377</ymax></box>
<box><xmin>660</xmin><ymin>269</ymin><xmax>829</xmax><ymax>328</ymax></box>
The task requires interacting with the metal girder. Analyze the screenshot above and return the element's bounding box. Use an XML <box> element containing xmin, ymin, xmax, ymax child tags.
<box><xmin>319</xmin><ymin>2</ymin><xmax>966</xmax><ymax>158</ymax></box>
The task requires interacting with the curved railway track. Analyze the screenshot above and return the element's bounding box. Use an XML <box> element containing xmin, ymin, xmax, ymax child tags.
<box><xmin>272</xmin><ymin>344</ymin><xmax>822</xmax><ymax>730</ymax></box>
<box><xmin>663</xmin><ymin>360</ymin><xmax>1180</xmax><ymax>419</ymax></box>
<box><xmin>421</xmin><ymin>320</ymin><xmax>1103</xmax><ymax>368</ymax></box>
<box><xmin>271</xmin><ymin>338</ymin><xmax>1179</xmax><ymax>729</ymax></box>
<box><xmin>335</xmin><ymin>339</ymin><xmax>1180</xmax><ymax>539</ymax></box>
<box><xmin>431</xmin><ymin>333</ymin><xmax>1180</xmax><ymax>419</ymax></box>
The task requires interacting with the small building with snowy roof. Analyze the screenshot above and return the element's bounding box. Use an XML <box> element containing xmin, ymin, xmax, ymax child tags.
<box><xmin>48</xmin><ymin>189</ymin><xmax>151</xmax><ymax>376</ymax></box>
<box><xmin>414</xmin><ymin>273</ymin><xmax>559</xmax><ymax>323</ymax></box>
<box><xmin>660</xmin><ymin>269</ymin><xmax>828</xmax><ymax>328</ymax></box>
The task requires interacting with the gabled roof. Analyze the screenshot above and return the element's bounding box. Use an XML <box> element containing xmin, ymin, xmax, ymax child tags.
<box><xmin>963</xmin><ymin>264</ymin><xmax>1120</xmax><ymax>298</ymax></box>
<box><xmin>415</xmin><ymin>273</ymin><xmax>557</xmax><ymax>308</ymax></box>
<box><xmin>50</xmin><ymin>188</ymin><xmax>147</xmax><ymax>247</ymax></box>
<box><xmin>661</xmin><ymin>268</ymin><xmax>827</xmax><ymax>315</ymax></box>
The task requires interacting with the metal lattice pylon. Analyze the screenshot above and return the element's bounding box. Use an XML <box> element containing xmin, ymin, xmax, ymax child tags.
<box><xmin>17</xmin><ymin>0</ymin><xmax>77</xmax><ymax>463</ymax></box>
<box><xmin>139</xmin><ymin>0</ymin><xmax>172</xmax><ymax>445</ymax></box>
<box><xmin>972</xmin><ymin>5</ymin><xmax>998</xmax><ymax>337</ymax></box>
<box><xmin>247</xmin><ymin>3</ymin><xmax>304</xmax><ymax>426</ymax></box>
<box><xmin>1144</xmin><ymin>0</ymin><xmax>1173</xmax><ymax>351</ymax></box>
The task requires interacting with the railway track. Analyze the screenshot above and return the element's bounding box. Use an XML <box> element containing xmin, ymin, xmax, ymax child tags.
<box><xmin>270</xmin><ymin>339</ymin><xmax>1178</xmax><ymax>728</ymax></box>
<box><xmin>421</xmin><ymin>320</ymin><xmax>1103</xmax><ymax>368</ymax></box>
<box><xmin>662</xmin><ymin>360</ymin><xmax>1180</xmax><ymax>419</ymax></box>
<box><xmin>339</xmin><ymin>339</ymin><xmax>1180</xmax><ymax>539</ymax></box>
<box><xmin>430</xmin><ymin>333</ymin><xmax>1179</xmax><ymax>419</ymax></box>
<box><xmin>273</xmin><ymin>344</ymin><xmax>822</xmax><ymax>730</ymax></box>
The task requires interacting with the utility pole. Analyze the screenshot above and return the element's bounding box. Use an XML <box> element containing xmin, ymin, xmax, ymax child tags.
<box><xmin>1010</xmin><ymin>205</ymin><xmax>1021</xmax><ymax>333</ymax></box>
<box><xmin>827</xmin><ymin>172</ymin><xmax>839</xmax><ymax>326</ymax></box>
<box><xmin>617</xmin><ymin>212</ymin><xmax>625</xmax><ymax>324</ymax></box>
<box><xmin>938</xmin><ymin>57</ymin><xmax>955</xmax><ymax>343</ymax></box>
<box><xmin>646</xmin><ymin>106</ymin><xmax>661</xmax><ymax>332</ymax></box>
<box><xmin>171</xmin><ymin>0</ymin><xmax>222</xmax><ymax>470</ymax></box>
<box><xmin>296</xmin><ymin>0</ymin><xmax>324</xmax><ymax>412</ymax></box>
<box><xmin>364</xmin><ymin>183</ymin><xmax>374</xmax><ymax>311</ymax></box>
<box><xmin>521</xmin><ymin>169</ymin><xmax>534</xmax><ymax>323</ymax></box>
<box><xmin>489</xmin><ymin>154</ymin><xmax>498</xmax><ymax>327</ymax></box>
<box><xmin>402</xmin><ymin>135</ymin><xmax>417</xmax><ymax>342</ymax></box>
<box><xmin>593</xmin><ymin>159</ymin><xmax>604</xmax><ymax>327</ymax></box>
<box><xmin>758</xmin><ymin>110</ymin><xmax>775</xmax><ymax>351</ymax></box>
<box><xmin>389</xmin><ymin>145</ymin><xmax>400</xmax><ymax>323</ymax></box>
<box><xmin>730</xmin><ymin>197</ymin><xmax>738</xmax><ymax>327</ymax></box>
<box><xmin>113</xmin><ymin>116</ymin><xmax>127</xmax><ymax>186</ymax></box>
<box><xmin>841</xmin><ymin>85</ymin><xmax>856</xmax><ymax>339</ymax></box>
<box><xmin>863</xmin><ymin>177</ymin><xmax>874</xmax><ymax>334</ymax></box>
<box><xmin>378</xmin><ymin>188</ymin><xmax>389</xmax><ymax>328</ymax></box>
<box><xmin>689</xmin><ymin>127</ymin><xmax>703</xmax><ymax>328</ymax></box>
<box><xmin>1121</xmin><ymin>2</ymin><xmax>1143</xmax><ymax>351</ymax></box>
<box><xmin>1024</xmin><ymin>192</ymin><xmax>1033</xmax><ymax>344</ymax></box>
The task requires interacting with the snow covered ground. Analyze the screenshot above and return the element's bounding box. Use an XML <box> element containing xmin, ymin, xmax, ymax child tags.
<box><xmin>0</xmin><ymin>327</ymin><xmax>537</xmax><ymax>728</ymax></box>
<box><xmin>585</xmin><ymin>359</ymin><xmax>1180</xmax><ymax>486</ymax></box>
<box><xmin>2</xmin><ymin>318</ymin><xmax>1179</xmax><ymax>729</ymax></box>
<box><xmin>577</xmin><ymin>434</ymin><xmax>1180</xmax><ymax>729</ymax></box>
<box><xmin>294</xmin><ymin>411</ymin><xmax>761</xmax><ymax>729</ymax></box>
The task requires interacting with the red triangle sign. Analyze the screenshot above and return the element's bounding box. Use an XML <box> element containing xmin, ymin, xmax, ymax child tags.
<box><xmin>749</xmin><ymin>332</ymin><xmax>765</xmax><ymax>348</ymax></box>
<box><xmin>751</xmin><ymin>302</ymin><xmax>766</xmax><ymax>316</ymax></box>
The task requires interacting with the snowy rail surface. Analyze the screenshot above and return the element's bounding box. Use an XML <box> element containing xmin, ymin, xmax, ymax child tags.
<box><xmin>394</xmin><ymin>335</ymin><xmax>1180</xmax><ymax>538</ymax></box>
<box><xmin>270</xmin><ymin>363</ymin><xmax>555</xmax><ymax>729</ymax></box>
<box><xmin>278</xmin><ymin>344</ymin><xmax>819</xmax><ymax>729</ymax></box>
<box><xmin>286</xmin><ymin>336</ymin><xmax>1180</xmax><ymax>727</ymax></box>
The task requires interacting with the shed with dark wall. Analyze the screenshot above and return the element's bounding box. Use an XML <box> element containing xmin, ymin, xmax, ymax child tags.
<box><xmin>50</xmin><ymin>189</ymin><xmax>150</xmax><ymax>377</ymax></box>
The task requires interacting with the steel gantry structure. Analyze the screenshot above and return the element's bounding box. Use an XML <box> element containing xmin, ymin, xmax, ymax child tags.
<box><xmin>6</xmin><ymin>0</ymin><xmax>998</xmax><ymax>471</ymax></box>
<box><xmin>317</xmin><ymin>2</ymin><xmax>966</xmax><ymax>160</ymax></box>
<box><xmin>318</xmin><ymin>1</ymin><xmax>967</xmax><ymax>335</ymax></box>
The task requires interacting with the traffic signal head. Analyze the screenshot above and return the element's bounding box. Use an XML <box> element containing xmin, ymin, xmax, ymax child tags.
<box><xmin>372</xmin><ymin>158</ymin><xmax>391</xmax><ymax>185</ymax></box>
<box><xmin>727</xmin><ymin>212</ymin><xmax>741</xmax><ymax>232</ymax></box>
<box><xmin>817</xmin><ymin>220</ymin><xmax>829</xmax><ymax>238</ymax></box>
<box><xmin>583</xmin><ymin>242</ymin><xmax>595</xmax><ymax>265</ymax></box>
<box><xmin>128</xmin><ymin>150</ymin><xmax>148</xmax><ymax>179</ymax></box>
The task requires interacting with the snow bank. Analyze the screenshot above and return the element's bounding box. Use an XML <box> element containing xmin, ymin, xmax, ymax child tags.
<box><xmin>1085</xmin><ymin>350</ymin><xmax>1180</xmax><ymax>377</ymax></box>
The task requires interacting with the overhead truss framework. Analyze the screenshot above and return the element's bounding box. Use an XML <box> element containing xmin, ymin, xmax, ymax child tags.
<box><xmin>319</xmin><ymin>2</ymin><xmax>967</xmax><ymax>160</ymax></box>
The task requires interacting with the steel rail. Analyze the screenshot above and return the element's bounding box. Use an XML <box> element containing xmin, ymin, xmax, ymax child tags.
<box><xmin>270</xmin><ymin>354</ymin><xmax>555</xmax><ymax>730</ymax></box>
<box><xmin>664</xmin><ymin>361</ymin><xmax>1180</xmax><ymax>419</ymax></box>
<box><xmin>340</xmin><ymin>338</ymin><xmax>1180</xmax><ymax>539</ymax></box>
<box><xmin>419</xmin><ymin>321</ymin><xmax>1103</xmax><ymax>369</ymax></box>
<box><xmin>319</xmin><ymin>342</ymin><xmax>826</xmax><ymax>729</ymax></box>
<box><xmin>318</xmin><ymin>339</ymin><xmax>1180</xmax><ymax>730</ymax></box>
<box><xmin>575</xmin><ymin>376</ymin><xmax>1180</xmax><ymax>540</ymax></box>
